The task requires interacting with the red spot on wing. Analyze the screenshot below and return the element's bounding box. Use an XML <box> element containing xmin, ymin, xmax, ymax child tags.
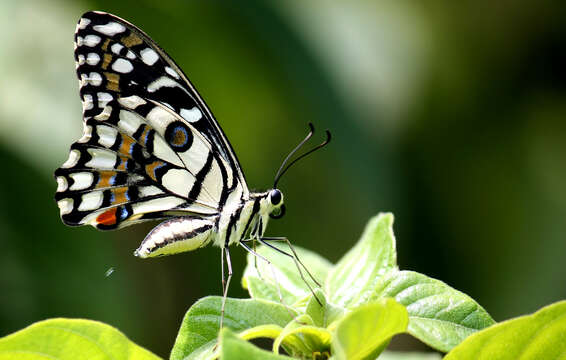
<box><xmin>96</xmin><ymin>208</ymin><xmax>117</xmax><ymax>226</ymax></box>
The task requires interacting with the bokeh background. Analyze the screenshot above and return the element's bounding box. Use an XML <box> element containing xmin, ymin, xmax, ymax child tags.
<box><xmin>1</xmin><ymin>0</ymin><xmax>565</xmax><ymax>357</ymax></box>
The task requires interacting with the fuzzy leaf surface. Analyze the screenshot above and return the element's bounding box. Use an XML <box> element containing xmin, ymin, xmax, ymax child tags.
<box><xmin>326</xmin><ymin>213</ymin><xmax>398</xmax><ymax>308</ymax></box>
<box><xmin>445</xmin><ymin>300</ymin><xmax>566</xmax><ymax>359</ymax></box>
<box><xmin>331</xmin><ymin>298</ymin><xmax>408</xmax><ymax>360</ymax></box>
<box><xmin>170</xmin><ymin>297</ymin><xmax>296</xmax><ymax>360</ymax></box>
<box><xmin>242</xmin><ymin>243</ymin><xmax>332</xmax><ymax>304</ymax></box>
<box><xmin>0</xmin><ymin>318</ymin><xmax>160</xmax><ymax>360</ymax></box>
<box><xmin>219</xmin><ymin>329</ymin><xmax>291</xmax><ymax>360</ymax></box>
<box><xmin>373</xmin><ymin>270</ymin><xmax>495</xmax><ymax>352</ymax></box>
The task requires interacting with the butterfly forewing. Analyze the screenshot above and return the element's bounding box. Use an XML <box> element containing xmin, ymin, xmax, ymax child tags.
<box><xmin>55</xmin><ymin>11</ymin><xmax>248</xmax><ymax>230</ymax></box>
<box><xmin>74</xmin><ymin>11</ymin><xmax>247</xmax><ymax>192</ymax></box>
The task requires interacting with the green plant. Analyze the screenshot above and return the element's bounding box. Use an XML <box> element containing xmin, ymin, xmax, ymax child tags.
<box><xmin>1</xmin><ymin>213</ymin><xmax>565</xmax><ymax>359</ymax></box>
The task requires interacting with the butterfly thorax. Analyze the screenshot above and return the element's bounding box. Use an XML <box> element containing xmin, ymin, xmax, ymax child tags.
<box><xmin>215</xmin><ymin>189</ymin><xmax>284</xmax><ymax>248</ymax></box>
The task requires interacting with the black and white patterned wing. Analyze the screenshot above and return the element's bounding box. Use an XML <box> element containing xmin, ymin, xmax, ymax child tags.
<box><xmin>55</xmin><ymin>11</ymin><xmax>247</xmax><ymax>230</ymax></box>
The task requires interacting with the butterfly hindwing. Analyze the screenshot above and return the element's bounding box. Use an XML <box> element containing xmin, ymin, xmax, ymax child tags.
<box><xmin>55</xmin><ymin>98</ymin><xmax>225</xmax><ymax>229</ymax></box>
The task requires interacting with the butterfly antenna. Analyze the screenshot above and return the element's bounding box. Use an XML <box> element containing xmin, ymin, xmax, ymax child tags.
<box><xmin>273</xmin><ymin>127</ymin><xmax>331</xmax><ymax>188</ymax></box>
<box><xmin>273</xmin><ymin>123</ymin><xmax>315</xmax><ymax>188</ymax></box>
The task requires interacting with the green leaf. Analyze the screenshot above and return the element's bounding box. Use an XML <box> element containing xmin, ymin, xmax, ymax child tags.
<box><xmin>326</xmin><ymin>213</ymin><xmax>398</xmax><ymax>308</ymax></box>
<box><xmin>304</xmin><ymin>289</ymin><xmax>345</xmax><ymax>328</ymax></box>
<box><xmin>0</xmin><ymin>318</ymin><xmax>160</xmax><ymax>360</ymax></box>
<box><xmin>373</xmin><ymin>270</ymin><xmax>495</xmax><ymax>352</ymax></box>
<box><xmin>242</xmin><ymin>243</ymin><xmax>332</xmax><ymax>304</ymax></box>
<box><xmin>305</xmin><ymin>289</ymin><xmax>327</xmax><ymax>327</ymax></box>
<box><xmin>445</xmin><ymin>300</ymin><xmax>566</xmax><ymax>359</ymax></box>
<box><xmin>331</xmin><ymin>298</ymin><xmax>408</xmax><ymax>360</ymax></box>
<box><xmin>170</xmin><ymin>296</ymin><xmax>297</xmax><ymax>360</ymax></box>
<box><xmin>272</xmin><ymin>315</ymin><xmax>332</xmax><ymax>358</ymax></box>
<box><xmin>218</xmin><ymin>328</ymin><xmax>292</xmax><ymax>360</ymax></box>
<box><xmin>238</xmin><ymin>324</ymin><xmax>284</xmax><ymax>341</ymax></box>
<box><xmin>378</xmin><ymin>350</ymin><xmax>442</xmax><ymax>360</ymax></box>
<box><xmin>243</xmin><ymin>275</ymin><xmax>296</xmax><ymax>304</ymax></box>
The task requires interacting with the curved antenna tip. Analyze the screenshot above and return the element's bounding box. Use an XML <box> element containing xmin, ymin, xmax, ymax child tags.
<box><xmin>325</xmin><ymin>130</ymin><xmax>331</xmax><ymax>142</ymax></box>
<box><xmin>307</xmin><ymin>122</ymin><xmax>315</xmax><ymax>134</ymax></box>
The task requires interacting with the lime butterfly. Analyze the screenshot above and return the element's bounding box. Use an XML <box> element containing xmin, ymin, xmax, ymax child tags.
<box><xmin>55</xmin><ymin>11</ymin><xmax>329</xmax><ymax>323</ymax></box>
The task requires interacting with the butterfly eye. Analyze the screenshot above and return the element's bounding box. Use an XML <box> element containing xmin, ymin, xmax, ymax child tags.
<box><xmin>269</xmin><ymin>189</ymin><xmax>282</xmax><ymax>205</ymax></box>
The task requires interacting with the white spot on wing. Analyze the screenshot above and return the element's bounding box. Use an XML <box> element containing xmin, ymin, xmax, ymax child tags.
<box><xmin>97</xmin><ymin>92</ymin><xmax>113</xmax><ymax>108</ymax></box>
<box><xmin>62</xmin><ymin>150</ymin><xmax>80</xmax><ymax>168</ymax></box>
<box><xmin>83</xmin><ymin>34</ymin><xmax>101</xmax><ymax>47</ymax></box>
<box><xmin>147</xmin><ymin>76</ymin><xmax>184</xmax><ymax>93</ymax></box>
<box><xmin>69</xmin><ymin>172</ymin><xmax>94</xmax><ymax>191</ymax></box>
<box><xmin>56</xmin><ymin>176</ymin><xmax>68</xmax><ymax>192</ymax></box>
<box><xmin>118</xmin><ymin>110</ymin><xmax>144</xmax><ymax>136</ymax></box>
<box><xmin>78</xmin><ymin>191</ymin><xmax>103</xmax><ymax>211</ymax></box>
<box><xmin>58</xmin><ymin>198</ymin><xmax>74</xmax><ymax>215</ymax></box>
<box><xmin>139</xmin><ymin>186</ymin><xmax>162</xmax><ymax>197</ymax></box>
<box><xmin>180</xmin><ymin>107</ymin><xmax>202</xmax><ymax>123</ymax></box>
<box><xmin>201</xmin><ymin>158</ymin><xmax>222</xmax><ymax>203</ymax></box>
<box><xmin>85</xmin><ymin>148</ymin><xmax>117</xmax><ymax>169</ymax></box>
<box><xmin>140</xmin><ymin>48</ymin><xmax>159</xmax><ymax>66</ymax></box>
<box><xmin>152</xmin><ymin>136</ymin><xmax>184</xmax><ymax>167</ymax></box>
<box><xmin>94</xmin><ymin>105</ymin><xmax>113</xmax><ymax>121</ymax></box>
<box><xmin>77</xmin><ymin>18</ymin><xmax>91</xmax><ymax>30</ymax></box>
<box><xmin>118</xmin><ymin>95</ymin><xmax>146</xmax><ymax>109</ymax></box>
<box><xmin>96</xmin><ymin>125</ymin><xmax>118</xmax><ymax>147</ymax></box>
<box><xmin>93</xmin><ymin>22</ymin><xmax>126</xmax><ymax>36</ymax></box>
<box><xmin>162</xmin><ymin>169</ymin><xmax>195</xmax><ymax>198</ymax></box>
<box><xmin>112</xmin><ymin>58</ymin><xmax>134</xmax><ymax>73</ymax></box>
<box><xmin>131</xmin><ymin>196</ymin><xmax>185</xmax><ymax>215</ymax></box>
<box><xmin>111</xmin><ymin>43</ymin><xmax>124</xmax><ymax>55</ymax></box>
<box><xmin>111</xmin><ymin>44</ymin><xmax>135</xmax><ymax>59</ymax></box>
<box><xmin>77</xmin><ymin>54</ymin><xmax>85</xmax><ymax>65</ymax></box>
<box><xmin>86</xmin><ymin>53</ymin><xmax>100</xmax><ymax>65</ymax></box>
<box><xmin>82</xmin><ymin>94</ymin><xmax>93</xmax><ymax>110</ymax></box>
<box><xmin>78</xmin><ymin>124</ymin><xmax>93</xmax><ymax>143</ymax></box>
<box><xmin>183</xmin><ymin>136</ymin><xmax>208</xmax><ymax>174</ymax></box>
<box><xmin>84</xmin><ymin>72</ymin><xmax>102</xmax><ymax>86</ymax></box>
<box><xmin>165</xmin><ymin>66</ymin><xmax>180</xmax><ymax>79</ymax></box>
<box><xmin>146</xmin><ymin>105</ymin><xmax>176</xmax><ymax>128</ymax></box>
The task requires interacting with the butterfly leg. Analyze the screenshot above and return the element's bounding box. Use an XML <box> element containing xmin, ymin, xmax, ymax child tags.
<box><xmin>261</xmin><ymin>236</ymin><xmax>322</xmax><ymax>286</ymax></box>
<box><xmin>240</xmin><ymin>242</ymin><xmax>293</xmax><ymax>310</ymax></box>
<box><xmin>221</xmin><ymin>247</ymin><xmax>226</xmax><ymax>296</ymax></box>
<box><xmin>220</xmin><ymin>246</ymin><xmax>232</xmax><ymax>329</ymax></box>
<box><xmin>251</xmin><ymin>239</ymin><xmax>265</xmax><ymax>281</ymax></box>
<box><xmin>259</xmin><ymin>237</ymin><xmax>322</xmax><ymax>305</ymax></box>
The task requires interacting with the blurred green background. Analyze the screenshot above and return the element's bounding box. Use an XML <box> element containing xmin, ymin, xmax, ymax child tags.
<box><xmin>1</xmin><ymin>0</ymin><xmax>565</xmax><ymax>356</ymax></box>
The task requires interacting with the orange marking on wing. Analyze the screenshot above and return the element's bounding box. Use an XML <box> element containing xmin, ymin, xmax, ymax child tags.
<box><xmin>171</xmin><ymin>128</ymin><xmax>187</xmax><ymax>146</ymax></box>
<box><xmin>116</xmin><ymin>156</ymin><xmax>129</xmax><ymax>171</ymax></box>
<box><xmin>102</xmin><ymin>53</ymin><xmax>112</xmax><ymax>70</ymax></box>
<box><xmin>119</xmin><ymin>136</ymin><xmax>136</xmax><ymax>156</ymax></box>
<box><xmin>145</xmin><ymin>161</ymin><xmax>164</xmax><ymax>182</ymax></box>
<box><xmin>96</xmin><ymin>208</ymin><xmax>117</xmax><ymax>226</ymax></box>
<box><xmin>101</xmin><ymin>38</ymin><xmax>111</xmax><ymax>51</ymax></box>
<box><xmin>111</xmin><ymin>187</ymin><xmax>129</xmax><ymax>204</ymax></box>
<box><xmin>138</xmin><ymin>126</ymin><xmax>150</xmax><ymax>146</ymax></box>
<box><xmin>121</xmin><ymin>33</ymin><xmax>143</xmax><ymax>47</ymax></box>
<box><xmin>104</xmin><ymin>72</ymin><xmax>120</xmax><ymax>91</ymax></box>
<box><xmin>96</xmin><ymin>171</ymin><xmax>116</xmax><ymax>188</ymax></box>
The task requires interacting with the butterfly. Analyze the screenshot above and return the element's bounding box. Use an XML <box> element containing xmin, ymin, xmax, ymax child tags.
<box><xmin>55</xmin><ymin>11</ymin><xmax>329</xmax><ymax>322</ymax></box>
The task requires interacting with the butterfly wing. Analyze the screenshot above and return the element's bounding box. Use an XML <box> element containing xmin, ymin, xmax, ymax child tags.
<box><xmin>55</xmin><ymin>11</ymin><xmax>248</xmax><ymax>230</ymax></box>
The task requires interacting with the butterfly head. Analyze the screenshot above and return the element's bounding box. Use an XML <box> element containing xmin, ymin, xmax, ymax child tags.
<box><xmin>267</xmin><ymin>188</ymin><xmax>285</xmax><ymax>219</ymax></box>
